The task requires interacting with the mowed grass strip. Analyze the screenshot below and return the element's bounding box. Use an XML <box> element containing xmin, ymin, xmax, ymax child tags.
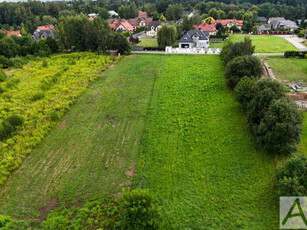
<box><xmin>266</xmin><ymin>56</ymin><xmax>307</xmax><ymax>82</ymax></box>
<box><xmin>137</xmin><ymin>37</ymin><xmax>159</xmax><ymax>47</ymax></box>
<box><xmin>137</xmin><ymin>55</ymin><xmax>279</xmax><ymax>229</ymax></box>
<box><xmin>230</xmin><ymin>34</ymin><xmax>298</xmax><ymax>53</ymax></box>
<box><xmin>0</xmin><ymin>55</ymin><xmax>164</xmax><ymax>219</ymax></box>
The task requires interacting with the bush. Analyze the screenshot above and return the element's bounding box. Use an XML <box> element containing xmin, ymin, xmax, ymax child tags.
<box><xmin>0</xmin><ymin>86</ymin><xmax>4</xmax><ymax>94</ymax></box>
<box><xmin>247</xmin><ymin>79</ymin><xmax>286</xmax><ymax>129</ymax></box>
<box><xmin>256</xmin><ymin>97</ymin><xmax>304</xmax><ymax>154</ymax></box>
<box><xmin>228</xmin><ymin>37</ymin><xmax>255</xmax><ymax>61</ymax></box>
<box><xmin>0</xmin><ymin>115</ymin><xmax>24</xmax><ymax>141</ymax></box>
<box><xmin>0</xmin><ymin>68</ymin><xmax>6</xmax><ymax>82</ymax></box>
<box><xmin>31</xmin><ymin>92</ymin><xmax>45</xmax><ymax>101</ymax></box>
<box><xmin>234</xmin><ymin>76</ymin><xmax>257</xmax><ymax>110</ymax></box>
<box><xmin>219</xmin><ymin>40</ymin><xmax>233</xmax><ymax>64</ymax></box>
<box><xmin>276</xmin><ymin>155</ymin><xmax>307</xmax><ymax>196</ymax></box>
<box><xmin>0</xmin><ymin>55</ymin><xmax>13</xmax><ymax>68</ymax></box>
<box><xmin>42</xmin><ymin>60</ymin><xmax>48</xmax><ymax>67</ymax></box>
<box><xmin>119</xmin><ymin>189</ymin><xmax>161</xmax><ymax>230</ymax></box>
<box><xmin>0</xmin><ymin>215</ymin><xmax>13</xmax><ymax>227</ymax></box>
<box><xmin>111</xmin><ymin>33</ymin><xmax>131</xmax><ymax>55</ymax></box>
<box><xmin>224</xmin><ymin>55</ymin><xmax>263</xmax><ymax>89</ymax></box>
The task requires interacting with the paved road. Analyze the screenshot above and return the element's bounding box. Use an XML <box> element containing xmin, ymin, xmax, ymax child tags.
<box><xmin>275</xmin><ymin>35</ymin><xmax>307</xmax><ymax>51</ymax></box>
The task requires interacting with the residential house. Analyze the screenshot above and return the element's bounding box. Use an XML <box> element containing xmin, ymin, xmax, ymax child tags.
<box><xmin>257</xmin><ymin>17</ymin><xmax>267</xmax><ymax>23</ymax></box>
<box><xmin>32</xmin><ymin>25</ymin><xmax>54</xmax><ymax>40</ymax></box>
<box><xmin>4</xmin><ymin>30</ymin><xmax>21</xmax><ymax>37</ymax></box>
<box><xmin>109</xmin><ymin>10</ymin><xmax>118</xmax><ymax>17</ymax></box>
<box><xmin>108</xmin><ymin>19</ymin><xmax>134</xmax><ymax>32</ymax></box>
<box><xmin>194</xmin><ymin>23</ymin><xmax>216</xmax><ymax>35</ymax></box>
<box><xmin>128</xmin><ymin>17</ymin><xmax>153</xmax><ymax>30</ymax></box>
<box><xmin>139</xmin><ymin>11</ymin><xmax>148</xmax><ymax>18</ymax></box>
<box><xmin>257</xmin><ymin>24</ymin><xmax>270</xmax><ymax>34</ymax></box>
<box><xmin>88</xmin><ymin>13</ymin><xmax>99</xmax><ymax>20</ymax></box>
<box><xmin>268</xmin><ymin>17</ymin><xmax>286</xmax><ymax>24</ymax></box>
<box><xmin>183</xmin><ymin>11</ymin><xmax>195</xmax><ymax>19</ymax></box>
<box><xmin>214</xmin><ymin>19</ymin><xmax>244</xmax><ymax>30</ymax></box>
<box><xmin>146</xmin><ymin>21</ymin><xmax>163</xmax><ymax>37</ymax></box>
<box><xmin>178</xmin><ymin>30</ymin><xmax>209</xmax><ymax>48</ymax></box>
<box><xmin>269</xmin><ymin>17</ymin><xmax>298</xmax><ymax>31</ymax></box>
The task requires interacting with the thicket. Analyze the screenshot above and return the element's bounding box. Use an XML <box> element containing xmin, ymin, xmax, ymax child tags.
<box><xmin>0</xmin><ymin>115</ymin><xmax>24</xmax><ymax>141</ymax></box>
<box><xmin>220</xmin><ymin>38</ymin><xmax>303</xmax><ymax>155</ymax></box>
<box><xmin>276</xmin><ymin>154</ymin><xmax>307</xmax><ymax>196</ymax></box>
<box><xmin>0</xmin><ymin>189</ymin><xmax>161</xmax><ymax>229</ymax></box>
<box><xmin>284</xmin><ymin>50</ymin><xmax>307</xmax><ymax>58</ymax></box>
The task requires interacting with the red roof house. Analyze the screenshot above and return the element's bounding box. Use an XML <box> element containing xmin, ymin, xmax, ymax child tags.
<box><xmin>214</xmin><ymin>19</ymin><xmax>244</xmax><ymax>29</ymax></box>
<box><xmin>4</xmin><ymin>30</ymin><xmax>21</xmax><ymax>37</ymax></box>
<box><xmin>139</xmin><ymin>11</ymin><xmax>148</xmax><ymax>18</ymax></box>
<box><xmin>109</xmin><ymin>24</ymin><xmax>118</xmax><ymax>30</ymax></box>
<box><xmin>194</xmin><ymin>23</ymin><xmax>216</xmax><ymax>35</ymax></box>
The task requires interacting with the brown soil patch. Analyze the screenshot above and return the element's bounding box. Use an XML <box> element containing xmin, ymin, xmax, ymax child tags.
<box><xmin>113</xmin><ymin>192</ymin><xmax>122</xmax><ymax>199</ymax></box>
<box><xmin>125</xmin><ymin>166</ymin><xmax>136</xmax><ymax>177</ymax></box>
<box><xmin>120</xmin><ymin>180</ymin><xmax>132</xmax><ymax>187</ymax></box>
<box><xmin>56</xmin><ymin>121</ymin><xmax>67</xmax><ymax>129</ymax></box>
<box><xmin>39</xmin><ymin>197</ymin><xmax>59</xmax><ymax>222</ymax></box>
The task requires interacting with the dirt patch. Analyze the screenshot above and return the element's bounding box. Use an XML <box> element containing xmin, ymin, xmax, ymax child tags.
<box><xmin>101</xmin><ymin>122</ymin><xmax>105</xmax><ymax>128</ymax></box>
<box><xmin>286</xmin><ymin>93</ymin><xmax>306</xmax><ymax>101</ymax></box>
<box><xmin>56</xmin><ymin>121</ymin><xmax>68</xmax><ymax>129</ymax></box>
<box><xmin>113</xmin><ymin>192</ymin><xmax>122</xmax><ymax>199</ymax></box>
<box><xmin>120</xmin><ymin>180</ymin><xmax>132</xmax><ymax>187</ymax></box>
<box><xmin>38</xmin><ymin>197</ymin><xmax>59</xmax><ymax>222</ymax></box>
<box><xmin>125</xmin><ymin>166</ymin><xmax>136</xmax><ymax>177</ymax></box>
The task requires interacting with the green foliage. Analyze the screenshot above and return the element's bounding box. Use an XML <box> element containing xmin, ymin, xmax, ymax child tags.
<box><xmin>219</xmin><ymin>39</ymin><xmax>233</xmax><ymax>63</ymax></box>
<box><xmin>256</xmin><ymin>98</ymin><xmax>303</xmax><ymax>154</ymax></box>
<box><xmin>0</xmin><ymin>53</ymin><xmax>113</xmax><ymax>185</ymax></box>
<box><xmin>0</xmin><ymin>215</ymin><xmax>13</xmax><ymax>228</ymax></box>
<box><xmin>0</xmin><ymin>55</ymin><xmax>13</xmax><ymax>68</ymax></box>
<box><xmin>234</xmin><ymin>76</ymin><xmax>257</xmax><ymax>110</ymax></box>
<box><xmin>228</xmin><ymin>37</ymin><xmax>255</xmax><ymax>62</ymax></box>
<box><xmin>42</xmin><ymin>60</ymin><xmax>48</xmax><ymax>67</ymax></box>
<box><xmin>165</xmin><ymin>4</ymin><xmax>184</xmax><ymax>20</ymax></box>
<box><xmin>111</xmin><ymin>33</ymin><xmax>131</xmax><ymax>55</ymax></box>
<box><xmin>0</xmin><ymin>68</ymin><xmax>6</xmax><ymax>82</ymax></box>
<box><xmin>276</xmin><ymin>155</ymin><xmax>307</xmax><ymax>196</ymax></box>
<box><xmin>157</xmin><ymin>24</ymin><xmax>177</xmax><ymax>48</ymax></box>
<box><xmin>119</xmin><ymin>189</ymin><xmax>161</xmax><ymax>230</ymax></box>
<box><xmin>224</xmin><ymin>55</ymin><xmax>263</xmax><ymax>89</ymax></box>
<box><xmin>0</xmin><ymin>115</ymin><xmax>24</xmax><ymax>141</ymax></box>
<box><xmin>118</xmin><ymin>2</ymin><xmax>138</xmax><ymax>19</ymax></box>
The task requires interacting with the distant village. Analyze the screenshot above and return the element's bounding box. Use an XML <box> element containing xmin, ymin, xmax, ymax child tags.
<box><xmin>1</xmin><ymin>10</ymin><xmax>301</xmax><ymax>52</ymax></box>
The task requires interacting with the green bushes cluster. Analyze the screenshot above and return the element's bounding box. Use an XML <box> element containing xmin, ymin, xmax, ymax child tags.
<box><xmin>119</xmin><ymin>189</ymin><xmax>161</xmax><ymax>230</ymax></box>
<box><xmin>221</xmin><ymin>37</ymin><xmax>304</xmax><ymax>154</ymax></box>
<box><xmin>0</xmin><ymin>68</ymin><xmax>6</xmax><ymax>82</ymax></box>
<box><xmin>276</xmin><ymin>154</ymin><xmax>307</xmax><ymax>196</ymax></box>
<box><xmin>0</xmin><ymin>115</ymin><xmax>24</xmax><ymax>141</ymax></box>
<box><xmin>284</xmin><ymin>50</ymin><xmax>307</xmax><ymax>58</ymax></box>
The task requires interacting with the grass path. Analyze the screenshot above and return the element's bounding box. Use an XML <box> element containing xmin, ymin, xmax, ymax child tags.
<box><xmin>137</xmin><ymin>55</ymin><xmax>279</xmax><ymax>229</ymax></box>
<box><xmin>230</xmin><ymin>34</ymin><xmax>298</xmax><ymax>53</ymax></box>
<box><xmin>0</xmin><ymin>55</ymin><xmax>163</xmax><ymax>219</ymax></box>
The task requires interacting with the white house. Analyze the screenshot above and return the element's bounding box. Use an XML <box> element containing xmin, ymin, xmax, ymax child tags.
<box><xmin>146</xmin><ymin>21</ymin><xmax>163</xmax><ymax>37</ymax></box>
<box><xmin>109</xmin><ymin>10</ymin><xmax>118</xmax><ymax>17</ymax></box>
<box><xmin>178</xmin><ymin>30</ymin><xmax>210</xmax><ymax>49</ymax></box>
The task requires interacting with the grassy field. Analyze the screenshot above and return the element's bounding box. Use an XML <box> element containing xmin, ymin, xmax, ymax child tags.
<box><xmin>0</xmin><ymin>54</ymin><xmax>279</xmax><ymax>229</ymax></box>
<box><xmin>0</xmin><ymin>53</ymin><xmax>113</xmax><ymax>186</ymax></box>
<box><xmin>136</xmin><ymin>55</ymin><xmax>278</xmax><ymax>229</ymax></box>
<box><xmin>298</xmin><ymin>115</ymin><xmax>307</xmax><ymax>155</ymax></box>
<box><xmin>0</xmin><ymin>55</ymin><xmax>163</xmax><ymax>219</ymax></box>
<box><xmin>137</xmin><ymin>37</ymin><xmax>158</xmax><ymax>47</ymax></box>
<box><xmin>230</xmin><ymin>34</ymin><xmax>298</xmax><ymax>53</ymax></box>
<box><xmin>209</xmin><ymin>41</ymin><xmax>225</xmax><ymax>49</ymax></box>
<box><xmin>266</xmin><ymin>56</ymin><xmax>307</xmax><ymax>82</ymax></box>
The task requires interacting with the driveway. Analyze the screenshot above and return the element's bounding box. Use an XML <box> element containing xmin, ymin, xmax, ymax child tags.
<box><xmin>275</xmin><ymin>35</ymin><xmax>307</xmax><ymax>51</ymax></box>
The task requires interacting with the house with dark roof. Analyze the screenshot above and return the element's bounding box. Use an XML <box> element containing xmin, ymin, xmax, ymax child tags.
<box><xmin>269</xmin><ymin>18</ymin><xmax>298</xmax><ymax>31</ymax></box>
<box><xmin>257</xmin><ymin>24</ymin><xmax>270</xmax><ymax>34</ymax></box>
<box><xmin>183</xmin><ymin>11</ymin><xmax>195</xmax><ymax>19</ymax></box>
<box><xmin>146</xmin><ymin>21</ymin><xmax>163</xmax><ymax>37</ymax></box>
<box><xmin>128</xmin><ymin>17</ymin><xmax>153</xmax><ymax>30</ymax></box>
<box><xmin>257</xmin><ymin>17</ymin><xmax>267</xmax><ymax>23</ymax></box>
<box><xmin>32</xmin><ymin>25</ymin><xmax>54</xmax><ymax>40</ymax></box>
<box><xmin>178</xmin><ymin>30</ymin><xmax>209</xmax><ymax>49</ymax></box>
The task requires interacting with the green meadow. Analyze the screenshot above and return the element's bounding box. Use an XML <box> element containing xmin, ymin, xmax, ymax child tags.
<box><xmin>0</xmin><ymin>54</ymin><xmax>280</xmax><ymax>229</ymax></box>
<box><xmin>230</xmin><ymin>34</ymin><xmax>298</xmax><ymax>53</ymax></box>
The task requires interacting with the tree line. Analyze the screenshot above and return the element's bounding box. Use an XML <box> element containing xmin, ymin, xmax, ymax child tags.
<box><xmin>0</xmin><ymin>0</ymin><xmax>306</xmax><ymax>33</ymax></box>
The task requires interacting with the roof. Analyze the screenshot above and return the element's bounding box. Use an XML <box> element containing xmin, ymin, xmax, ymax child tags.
<box><xmin>183</xmin><ymin>11</ymin><xmax>193</xmax><ymax>15</ymax></box>
<box><xmin>120</xmin><ymin>21</ymin><xmax>134</xmax><ymax>31</ymax></box>
<box><xmin>109</xmin><ymin>10</ymin><xmax>118</xmax><ymax>16</ymax></box>
<box><xmin>139</xmin><ymin>11</ymin><xmax>147</xmax><ymax>18</ymax></box>
<box><xmin>269</xmin><ymin>17</ymin><xmax>285</xmax><ymax>22</ymax></box>
<box><xmin>257</xmin><ymin>25</ymin><xmax>270</xmax><ymax>31</ymax></box>
<box><xmin>36</xmin><ymin>25</ymin><xmax>54</xmax><ymax>31</ymax></box>
<box><xmin>194</xmin><ymin>23</ymin><xmax>215</xmax><ymax>32</ymax></box>
<box><xmin>178</xmin><ymin>30</ymin><xmax>209</xmax><ymax>43</ymax></box>
<box><xmin>214</xmin><ymin>19</ymin><xmax>243</xmax><ymax>27</ymax></box>
<box><xmin>269</xmin><ymin>19</ymin><xmax>298</xmax><ymax>30</ymax></box>
<box><xmin>128</xmin><ymin>17</ymin><xmax>153</xmax><ymax>27</ymax></box>
<box><xmin>147</xmin><ymin>21</ymin><xmax>162</xmax><ymax>30</ymax></box>
<box><xmin>4</xmin><ymin>30</ymin><xmax>21</xmax><ymax>37</ymax></box>
<box><xmin>257</xmin><ymin>17</ymin><xmax>267</xmax><ymax>22</ymax></box>
<box><xmin>109</xmin><ymin>24</ymin><xmax>118</xmax><ymax>30</ymax></box>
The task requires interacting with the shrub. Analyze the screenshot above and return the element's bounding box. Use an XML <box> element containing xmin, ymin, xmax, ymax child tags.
<box><xmin>234</xmin><ymin>76</ymin><xmax>257</xmax><ymax>110</ymax></box>
<box><xmin>0</xmin><ymin>86</ymin><xmax>4</xmax><ymax>94</ymax></box>
<box><xmin>0</xmin><ymin>68</ymin><xmax>6</xmax><ymax>82</ymax></box>
<box><xmin>228</xmin><ymin>37</ymin><xmax>255</xmax><ymax>61</ymax></box>
<box><xmin>219</xmin><ymin>40</ymin><xmax>233</xmax><ymax>64</ymax></box>
<box><xmin>276</xmin><ymin>155</ymin><xmax>307</xmax><ymax>196</ymax></box>
<box><xmin>247</xmin><ymin>79</ymin><xmax>286</xmax><ymax>130</ymax></box>
<box><xmin>31</xmin><ymin>92</ymin><xmax>45</xmax><ymax>101</ymax></box>
<box><xmin>0</xmin><ymin>55</ymin><xmax>13</xmax><ymax>68</ymax></box>
<box><xmin>119</xmin><ymin>189</ymin><xmax>161</xmax><ymax>230</ymax></box>
<box><xmin>0</xmin><ymin>115</ymin><xmax>24</xmax><ymax>141</ymax></box>
<box><xmin>0</xmin><ymin>215</ymin><xmax>13</xmax><ymax>227</ymax></box>
<box><xmin>256</xmin><ymin>97</ymin><xmax>304</xmax><ymax>154</ymax></box>
<box><xmin>50</xmin><ymin>111</ymin><xmax>59</xmax><ymax>122</ymax></box>
<box><xmin>224</xmin><ymin>55</ymin><xmax>263</xmax><ymax>89</ymax></box>
<box><xmin>42</xmin><ymin>60</ymin><xmax>48</xmax><ymax>67</ymax></box>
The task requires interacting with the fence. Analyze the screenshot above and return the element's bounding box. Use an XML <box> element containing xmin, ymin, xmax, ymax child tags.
<box><xmin>165</xmin><ymin>47</ymin><xmax>221</xmax><ymax>54</ymax></box>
